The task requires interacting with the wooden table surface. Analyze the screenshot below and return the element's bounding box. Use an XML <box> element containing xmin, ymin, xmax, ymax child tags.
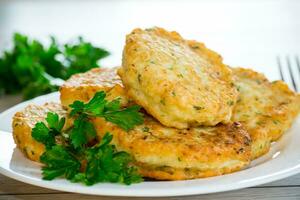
<box><xmin>0</xmin><ymin>0</ymin><xmax>300</xmax><ymax>199</ymax></box>
<box><xmin>0</xmin><ymin>172</ymin><xmax>300</xmax><ymax>200</ymax></box>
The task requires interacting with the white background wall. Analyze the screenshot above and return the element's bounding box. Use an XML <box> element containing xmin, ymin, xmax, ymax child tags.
<box><xmin>0</xmin><ymin>0</ymin><xmax>299</xmax><ymax>82</ymax></box>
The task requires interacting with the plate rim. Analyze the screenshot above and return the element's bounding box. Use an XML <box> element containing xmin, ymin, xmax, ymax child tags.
<box><xmin>0</xmin><ymin>92</ymin><xmax>300</xmax><ymax>197</ymax></box>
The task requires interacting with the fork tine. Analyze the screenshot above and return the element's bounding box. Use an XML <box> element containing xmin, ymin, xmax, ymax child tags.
<box><xmin>276</xmin><ymin>56</ymin><xmax>285</xmax><ymax>81</ymax></box>
<box><xmin>286</xmin><ymin>56</ymin><xmax>297</xmax><ymax>92</ymax></box>
<box><xmin>295</xmin><ymin>56</ymin><xmax>300</xmax><ymax>92</ymax></box>
<box><xmin>296</xmin><ymin>55</ymin><xmax>300</xmax><ymax>74</ymax></box>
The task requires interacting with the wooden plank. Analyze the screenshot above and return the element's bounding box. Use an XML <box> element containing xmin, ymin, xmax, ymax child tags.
<box><xmin>262</xmin><ymin>173</ymin><xmax>300</xmax><ymax>187</ymax></box>
<box><xmin>1</xmin><ymin>173</ymin><xmax>300</xmax><ymax>195</ymax></box>
<box><xmin>0</xmin><ymin>187</ymin><xmax>300</xmax><ymax>200</ymax></box>
<box><xmin>0</xmin><ymin>174</ymin><xmax>58</xmax><ymax>194</ymax></box>
<box><xmin>0</xmin><ymin>94</ymin><xmax>22</xmax><ymax>113</ymax></box>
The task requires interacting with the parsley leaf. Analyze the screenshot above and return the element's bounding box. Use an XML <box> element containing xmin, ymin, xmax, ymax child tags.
<box><xmin>31</xmin><ymin>122</ymin><xmax>55</xmax><ymax>148</ymax></box>
<box><xmin>69</xmin><ymin>91</ymin><xmax>144</xmax><ymax>131</ymax></box>
<box><xmin>69</xmin><ymin>101</ymin><xmax>85</xmax><ymax>117</ymax></box>
<box><xmin>103</xmin><ymin>105</ymin><xmax>144</xmax><ymax>131</ymax></box>
<box><xmin>40</xmin><ymin>145</ymin><xmax>81</xmax><ymax>180</ymax></box>
<box><xmin>70</xmin><ymin>114</ymin><xmax>97</xmax><ymax>149</ymax></box>
<box><xmin>69</xmin><ymin>91</ymin><xmax>106</xmax><ymax>116</ymax></box>
<box><xmin>31</xmin><ymin>112</ymin><xmax>66</xmax><ymax>149</ymax></box>
<box><xmin>83</xmin><ymin>133</ymin><xmax>143</xmax><ymax>185</ymax></box>
<box><xmin>104</xmin><ymin>98</ymin><xmax>121</xmax><ymax>111</ymax></box>
<box><xmin>46</xmin><ymin>112</ymin><xmax>65</xmax><ymax>133</ymax></box>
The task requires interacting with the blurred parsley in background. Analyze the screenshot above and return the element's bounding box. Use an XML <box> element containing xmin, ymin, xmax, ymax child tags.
<box><xmin>0</xmin><ymin>33</ymin><xmax>109</xmax><ymax>100</ymax></box>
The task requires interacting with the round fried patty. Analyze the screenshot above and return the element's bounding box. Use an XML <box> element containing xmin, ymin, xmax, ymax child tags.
<box><xmin>232</xmin><ymin>67</ymin><xmax>300</xmax><ymax>159</ymax></box>
<box><xmin>120</xmin><ymin>27</ymin><xmax>238</xmax><ymax>129</ymax></box>
<box><xmin>93</xmin><ymin>116</ymin><xmax>251</xmax><ymax>180</ymax></box>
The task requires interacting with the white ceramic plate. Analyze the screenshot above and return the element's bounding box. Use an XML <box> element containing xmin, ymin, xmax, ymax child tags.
<box><xmin>0</xmin><ymin>92</ymin><xmax>300</xmax><ymax>197</ymax></box>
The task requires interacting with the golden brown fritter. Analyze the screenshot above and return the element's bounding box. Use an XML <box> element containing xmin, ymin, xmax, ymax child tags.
<box><xmin>93</xmin><ymin>116</ymin><xmax>251</xmax><ymax>180</ymax></box>
<box><xmin>12</xmin><ymin>100</ymin><xmax>251</xmax><ymax>180</ymax></box>
<box><xmin>12</xmin><ymin>103</ymin><xmax>68</xmax><ymax>162</ymax></box>
<box><xmin>59</xmin><ymin>66</ymin><xmax>300</xmax><ymax>160</ymax></box>
<box><xmin>232</xmin><ymin>67</ymin><xmax>300</xmax><ymax>159</ymax></box>
<box><xmin>119</xmin><ymin>27</ymin><xmax>238</xmax><ymax>129</ymax></box>
<box><xmin>60</xmin><ymin>67</ymin><xmax>129</xmax><ymax>110</ymax></box>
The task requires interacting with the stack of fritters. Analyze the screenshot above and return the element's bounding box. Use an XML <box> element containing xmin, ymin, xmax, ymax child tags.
<box><xmin>13</xmin><ymin>27</ymin><xmax>300</xmax><ymax>180</ymax></box>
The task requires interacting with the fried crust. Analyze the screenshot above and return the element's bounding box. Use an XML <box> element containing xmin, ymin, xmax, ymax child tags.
<box><xmin>119</xmin><ymin>27</ymin><xmax>238</xmax><ymax>128</ymax></box>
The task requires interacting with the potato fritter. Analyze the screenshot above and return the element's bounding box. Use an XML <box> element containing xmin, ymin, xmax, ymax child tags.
<box><xmin>12</xmin><ymin>103</ymin><xmax>67</xmax><ymax>162</ymax></box>
<box><xmin>232</xmin><ymin>68</ymin><xmax>300</xmax><ymax>159</ymax></box>
<box><xmin>119</xmin><ymin>27</ymin><xmax>238</xmax><ymax>129</ymax></box>
<box><xmin>12</xmin><ymin>100</ymin><xmax>251</xmax><ymax>180</ymax></box>
<box><xmin>60</xmin><ymin>67</ymin><xmax>128</xmax><ymax>109</ymax></box>
<box><xmin>93</xmin><ymin>116</ymin><xmax>251</xmax><ymax>180</ymax></box>
<box><xmin>60</xmin><ymin>66</ymin><xmax>300</xmax><ymax>160</ymax></box>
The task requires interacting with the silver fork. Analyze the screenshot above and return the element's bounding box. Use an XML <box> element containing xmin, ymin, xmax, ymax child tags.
<box><xmin>276</xmin><ymin>56</ymin><xmax>300</xmax><ymax>92</ymax></box>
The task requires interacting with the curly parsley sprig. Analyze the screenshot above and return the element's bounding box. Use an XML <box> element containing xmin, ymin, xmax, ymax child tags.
<box><xmin>31</xmin><ymin>92</ymin><xmax>144</xmax><ymax>185</ymax></box>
